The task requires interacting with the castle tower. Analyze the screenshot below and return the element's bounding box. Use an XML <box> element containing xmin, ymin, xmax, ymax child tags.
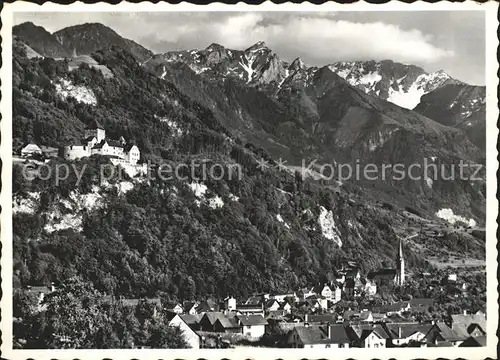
<box><xmin>84</xmin><ymin>120</ymin><xmax>105</xmax><ymax>143</ymax></box>
<box><xmin>396</xmin><ymin>238</ymin><xmax>405</xmax><ymax>286</ymax></box>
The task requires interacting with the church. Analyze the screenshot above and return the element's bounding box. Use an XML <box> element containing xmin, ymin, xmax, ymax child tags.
<box><xmin>368</xmin><ymin>238</ymin><xmax>405</xmax><ymax>286</ymax></box>
<box><xmin>63</xmin><ymin>120</ymin><xmax>140</xmax><ymax>165</ymax></box>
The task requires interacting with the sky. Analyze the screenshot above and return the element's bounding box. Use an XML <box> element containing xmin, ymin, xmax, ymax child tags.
<box><xmin>14</xmin><ymin>11</ymin><xmax>485</xmax><ymax>85</ymax></box>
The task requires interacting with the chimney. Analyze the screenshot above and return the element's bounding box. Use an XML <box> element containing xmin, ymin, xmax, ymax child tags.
<box><xmin>305</xmin><ymin>314</ymin><xmax>309</xmax><ymax>323</ymax></box>
<box><xmin>50</xmin><ymin>282</ymin><xmax>55</xmax><ymax>292</ymax></box>
<box><xmin>327</xmin><ymin>322</ymin><xmax>332</xmax><ymax>338</ymax></box>
<box><xmin>463</xmin><ymin>310</ymin><xmax>467</xmax><ymax>315</ymax></box>
<box><xmin>398</xmin><ymin>327</ymin><xmax>401</xmax><ymax>338</ymax></box>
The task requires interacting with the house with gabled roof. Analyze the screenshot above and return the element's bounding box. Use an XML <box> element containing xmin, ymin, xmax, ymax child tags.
<box><xmin>313</xmin><ymin>283</ymin><xmax>333</xmax><ymax>301</ymax></box>
<box><xmin>459</xmin><ymin>335</ymin><xmax>486</xmax><ymax>347</ymax></box>
<box><xmin>222</xmin><ymin>296</ymin><xmax>236</xmax><ymax>312</ymax></box>
<box><xmin>165</xmin><ymin>312</ymin><xmax>201</xmax><ymax>348</ymax></box>
<box><xmin>368</xmin><ymin>269</ymin><xmax>397</xmax><ymax>285</ymax></box>
<box><xmin>346</xmin><ymin>324</ymin><xmax>389</xmax><ymax>348</ymax></box>
<box><xmin>265</xmin><ymin>299</ymin><xmax>281</xmax><ymax>312</ymax></box>
<box><xmin>237</xmin><ymin>303</ymin><xmax>264</xmax><ymax>316</ymax></box>
<box><xmin>236</xmin><ymin>314</ymin><xmax>268</xmax><ymax>338</ymax></box>
<box><xmin>245</xmin><ymin>294</ymin><xmax>266</xmax><ymax>306</ymax></box>
<box><xmin>343</xmin><ymin>277</ymin><xmax>363</xmax><ymax>299</ymax></box>
<box><xmin>199</xmin><ymin>312</ymin><xmax>225</xmax><ymax>331</ymax></box>
<box><xmin>287</xmin><ymin>324</ymin><xmax>350</xmax><ymax>348</ymax></box>
<box><xmin>379</xmin><ymin>301</ymin><xmax>411</xmax><ymax>316</ymax></box>
<box><xmin>180</xmin><ymin>314</ymin><xmax>201</xmax><ymax>331</ymax></box>
<box><xmin>449</xmin><ymin>313</ymin><xmax>486</xmax><ymax>340</ymax></box>
<box><xmin>425</xmin><ymin>322</ymin><xmax>466</xmax><ymax>347</ymax></box>
<box><xmin>20</xmin><ymin>143</ymin><xmax>43</xmax><ymax>158</ymax></box>
<box><xmin>183</xmin><ymin>301</ymin><xmax>198</xmax><ymax>315</ymax></box>
<box><xmin>164</xmin><ymin>301</ymin><xmax>184</xmax><ymax>314</ymax></box>
<box><xmin>271</xmin><ymin>292</ymin><xmax>298</xmax><ymax>303</ymax></box>
<box><xmin>409</xmin><ymin>298</ymin><xmax>434</xmax><ymax>310</ymax></box>
<box><xmin>213</xmin><ymin>315</ymin><xmax>241</xmax><ymax>334</ymax></box>
<box><xmin>297</xmin><ymin>287</ymin><xmax>316</xmax><ymax>301</ymax></box>
<box><xmin>383</xmin><ymin>322</ymin><xmax>432</xmax><ymax>347</ymax></box>
<box><xmin>279</xmin><ymin>300</ymin><xmax>292</xmax><ymax>314</ymax></box>
<box><xmin>450</xmin><ymin>313</ymin><xmax>486</xmax><ymax>332</ymax></box>
<box><xmin>305</xmin><ymin>294</ymin><xmax>328</xmax><ymax>310</ymax></box>
<box><xmin>197</xmin><ymin>299</ymin><xmax>219</xmax><ymax>313</ymax></box>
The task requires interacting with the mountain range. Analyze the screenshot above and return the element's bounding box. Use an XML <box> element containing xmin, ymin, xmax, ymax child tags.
<box><xmin>11</xmin><ymin>22</ymin><xmax>486</xmax><ymax>299</ymax></box>
<box><xmin>14</xmin><ymin>21</ymin><xmax>485</xmax><ymax>151</ymax></box>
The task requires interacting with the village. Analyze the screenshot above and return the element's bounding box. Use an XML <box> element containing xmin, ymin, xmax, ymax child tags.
<box><xmin>14</xmin><ymin>123</ymin><xmax>487</xmax><ymax>350</ymax></box>
<box><xmin>23</xmin><ymin>239</ymin><xmax>486</xmax><ymax>349</ymax></box>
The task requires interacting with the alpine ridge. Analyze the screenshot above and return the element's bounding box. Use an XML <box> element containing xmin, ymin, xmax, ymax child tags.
<box><xmin>414</xmin><ymin>83</ymin><xmax>486</xmax><ymax>150</ymax></box>
<box><xmin>146</xmin><ymin>41</ymin><xmax>466</xmax><ymax>110</ymax></box>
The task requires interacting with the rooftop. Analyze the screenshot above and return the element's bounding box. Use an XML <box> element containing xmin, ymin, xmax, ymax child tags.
<box><xmin>238</xmin><ymin>314</ymin><xmax>268</xmax><ymax>326</ymax></box>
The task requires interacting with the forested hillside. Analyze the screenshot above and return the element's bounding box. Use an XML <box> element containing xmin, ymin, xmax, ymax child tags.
<box><xmin>12</xmin><ymin>34</ymin><xmax>484</xmax><ymax>301</ymax></box>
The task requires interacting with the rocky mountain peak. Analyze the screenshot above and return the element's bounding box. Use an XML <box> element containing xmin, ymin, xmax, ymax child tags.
<box><xmin>289</xmin><ymin>57</ymin><xmax>306</xmax><ymax>72</ymax></box>
<box><xmin>205</xmin><ymin>43</ymin><xmax>226</xmax><ymax>52</ymax></box>
<box><xmin>245</xmin><ymin>41</ymin><xmax>269</xmax><ymax>52</ymax></box>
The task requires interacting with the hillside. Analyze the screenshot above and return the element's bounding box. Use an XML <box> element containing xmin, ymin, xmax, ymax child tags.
<box><xmin>414</xmin><ymin>84</ymin><xmax>486</xmax><ymax>150</ymax></box>
<box><xmin>146</xmin><ymin>53</ymin><xmax>485</xmax><ymax>222</ymax></box>
<box><xmin>54</xmin><ymin>22</ymin><xmax>153</xmax><ymax>62</ymax></box>
<box><xmin>13</xmin><ymin>22</ymin><xmax>72</xmax><ymax>58</ymax></box>
<box><xmin>13</xmin><ymin>21</ymin><xmax>153</xmax><ymax>61</ymax></box>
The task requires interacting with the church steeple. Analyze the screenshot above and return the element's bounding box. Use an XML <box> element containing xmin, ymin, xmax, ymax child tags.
<box><xmin>396</xmin><ymin>238</ymin><xmax>405</xmax><ymax>286</ymax></box>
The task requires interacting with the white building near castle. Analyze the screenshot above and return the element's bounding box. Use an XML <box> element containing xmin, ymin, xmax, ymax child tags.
<box><xmin>63</xmin><ymin>120</ymin><xmax>140</xmax><ymax>165</ymax></box>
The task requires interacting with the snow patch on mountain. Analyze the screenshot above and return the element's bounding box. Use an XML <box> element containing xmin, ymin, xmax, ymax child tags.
<box><xmin>239</xmin><ymin>53</ymin><xmax>257</xmax><ymax>83</ymax></box>
<box><xmin>318</xmin><ymin>206</ymin><xmax>342</xmax><ymax>247</ymax></box>
<box><xmin>328</xmin><ymin>62</ymin><xmax>455</xmax><ymax>109</ymax></box>
<box><xmin>54</xmin><ymin>78</ymin><xmax>97</xmax><ymax>105</ymax></box>
<box><xmin>387</xmin><ymin>86</ymin><xmax>426</xmax><ymax>110</ymax></box>
<box><xmin>387</xmin><ymin>71</ymin><xmax>452</xmax><ymax>109</ymax></box>
<box><xmin>436</xmin><ymin>208</ymin><xmax>476</xmax><ymax>228</ymax></box>
<box><xmin>160</xmin><ymin>66</ymin><xmax>167</xmax><ymax>79</ymax></box>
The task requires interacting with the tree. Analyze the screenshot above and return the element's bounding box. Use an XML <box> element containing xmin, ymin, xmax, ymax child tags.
<box><xmin>148</xmin><ymin>322</ymin><xmax>189</xmax><ymax>348</ymax></box>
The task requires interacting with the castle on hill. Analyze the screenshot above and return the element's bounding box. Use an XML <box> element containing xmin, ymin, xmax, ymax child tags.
<box><xmin>63</xmin><ymin>120</ymin><xmax>140</xmax><ymax>165</ymax></box>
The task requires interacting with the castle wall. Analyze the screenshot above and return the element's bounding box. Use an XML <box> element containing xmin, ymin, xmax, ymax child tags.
<box><xmin>63</xmin><ymin>145</ymin><xmax>90</xmax><ymax>160</ymax></box>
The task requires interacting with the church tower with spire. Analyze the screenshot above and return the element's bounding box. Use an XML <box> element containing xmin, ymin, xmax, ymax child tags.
<box><xmin>395</xmin><ymin>239</ymin><xmax>405</xmax><ymax>286</ymax></box>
